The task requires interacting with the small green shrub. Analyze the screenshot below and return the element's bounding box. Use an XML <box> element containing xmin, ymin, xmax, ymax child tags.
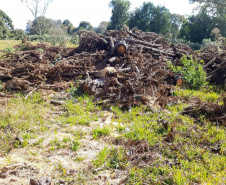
<box><xmin>70</xmin><ymin>34</ymin><xmax>79</xmax><ymax>45</ymax></box>
<box><xmin>167</xmin><ymin>55</ymin><xmax>208</xmax><ymax>90</ymax></box>
<box><xmin>3</xmin><ymin>46</ymin><xmax>14</xmax><ymax>53</ymax></box>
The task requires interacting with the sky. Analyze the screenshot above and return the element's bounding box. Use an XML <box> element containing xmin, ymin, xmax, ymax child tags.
<box><xmin>0</xmin><ymin>0</ymin><xmax>197</xmax><ymax>30</ymax></box>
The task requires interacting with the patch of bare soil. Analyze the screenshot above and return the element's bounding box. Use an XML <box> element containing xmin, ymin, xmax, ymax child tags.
<box><xmin>0</xmin><ymin>93</ymin><xmax>127</xmax><ymax>184</ymax></box>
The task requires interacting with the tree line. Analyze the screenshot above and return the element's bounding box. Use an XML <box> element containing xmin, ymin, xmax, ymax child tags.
<box><xmin>0</xmin><ymin>0</ymin><xmax>225</xmax><ymax>48</ymax></box>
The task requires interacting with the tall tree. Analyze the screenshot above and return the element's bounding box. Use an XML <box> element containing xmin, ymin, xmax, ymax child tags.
<box><xmin>63</xmin><ymin>19</ymin><xmax>72</xmax><ymax>27</ymax></box>
<box><xmin>108</xmin><ymin>0</ymin><xmax>131</xmax><ymax>30</ymax></box>
<box><xmin>129</xmin><ymin>2</ymin><xmax>171</xmax><ymax>36</ymax></box>
<box><xmin>20</xmin><ymin>0</ymin><xmax>53</xmax><ymax>35</ymax></box>
<box><xmin>62</xmin><ymin>19</ymin><xmax>75</xmax><ymax>34</ymax></box>
<box><xmin>78</xmin><ymin>21</ymin><xmax>93</xmax><ymax>31</ymax></box>
<box><xmin>129</xmin><ymin>2</ymin><xmax>156</xmax><ymax>32</ymax></box>
<box><xmin>26</xmin><ymin>17</ymin><xmax>60</xmax><ymax>35</ymax></box>
<box><xmin>170</xmin><ymin>14</ymin><xmax>185</xmax><ymax>40</ymax></box>
<box><xmin>189</xmin><ymin>0</ymin><xmax>226</xmax><ymax>37</ymax></box>
<box><xmin>179</xmin><ymin>10</ymin><xmax>214</xmax><ymax>42</ymax></box>
<box><xmin>189</xmin><ymin>0</ymin><xmax>226</xmax><ymax>16</ymax></box>
<box><xmin>0</xmin><ymin>10</ymin><xmax>14</xmax><ymax>39</ymax></box>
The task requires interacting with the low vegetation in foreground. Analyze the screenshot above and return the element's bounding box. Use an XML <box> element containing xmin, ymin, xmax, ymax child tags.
<box><xmin>0</xmin><ymin>85</ymin><xmax>225</xmax><ymax>184</ymax></box>
<box><xmin>0</xmin><ymin>41</ymin><xmax>225</xmax><ymax>184</ymax></box>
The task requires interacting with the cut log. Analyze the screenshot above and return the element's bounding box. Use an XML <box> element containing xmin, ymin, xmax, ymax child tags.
<box><xmin>114</xmin><ymin>41</ymin><xmax>128</xmax><ymax>56</ymax></box>
<box><xmin>176</xmin><ymin>78</ymin><xmax>183</xmax><ymax>86</ymax></box>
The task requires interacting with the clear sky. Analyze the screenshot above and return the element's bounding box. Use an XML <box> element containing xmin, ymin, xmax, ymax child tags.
<box><xmin>0</xmin><ymin>0</ymin><xmax>196</xmax><ymax>30</ymax></box>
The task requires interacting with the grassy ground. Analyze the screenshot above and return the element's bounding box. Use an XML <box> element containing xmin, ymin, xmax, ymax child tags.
<box><xmin>0</xmin><ymin>87</ymin><xmax>225</xmax><ymax>184</ymax></box>
<box><xmin>0</xmin><ymin>40</ymin><xmax>21</xmax><ymax>50</ymax></box>
<box><xmin>0</xmin><ymin>41</ymin><xmax>225</xmax><ymax>184</ymax></box>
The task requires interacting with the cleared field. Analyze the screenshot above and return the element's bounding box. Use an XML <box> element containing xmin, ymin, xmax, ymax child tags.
<box><xmin>0</xmin><ymin>40</ymin><xmax>76</xmax><ymax>51</ymax></box>
<box><xmin>0</xmin><ymin>38</ymin><xmax>225</xmax><ymax>184</ymax></box>
<box><xmin>0</xmin><ymin>40</ymin><xmax>21</xmax><ymax>50</ymax></box>
<box><xmin>0</xmin><ymin>87</ymin><xmax>225</xmax><ymax>184</ymax></box>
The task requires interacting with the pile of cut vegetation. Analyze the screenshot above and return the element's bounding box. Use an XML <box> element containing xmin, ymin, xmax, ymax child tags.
<box><xmin>0</xmin><ymin>31</ymin><xmax>225</xmax><ymax>185</ymax></box>
<box><xmin>0</xmin><ymin>30</ymin><xmax>225</xmax><ymax>109</ymax></box>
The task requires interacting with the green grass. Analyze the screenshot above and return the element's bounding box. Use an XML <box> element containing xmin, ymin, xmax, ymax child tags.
<box><xmin>0</xmin><ymin>40</ymin><xmax>21</xmax><ymax>50</ymax></box>
<box><xmin>106</xmin><ymin>87</ymin><xmax>226</xmax><ymax>184</ymax></box>
<box><xmin>0</xmin><ymin>82</ymin><xmax>225</xmax><ymax>184</ymax></box>
<box><xmin>0</xmin><ymin>92</ymin><xmax>52</xmax><ymax>154</ymax></box>
<box><xmin>0</xmin><ymin>40</ymin><xmax>20</xmax><ymax>57</ymax></box>
<box><xmin>93</xmin><ymin>146</ymin><xmax>127</xmax><ymax>170</ymax></box>
<box><xmin>49</xmin><ymin>134</ymin><xmax>81</xmax><ymax>151</ymax></box>
<box><xmin>173</xmin><ymin>86</ymin><xmax>222</xmax><ymax>103</ymax></box>
<box><xmin>61</xmin><ymin>96</ymin><xmax>100</xmax><ymax>126</ymax></box>
<box><xmin>92</xmin><ymin>126</ymin><xmax>110</xmax><ymax>139</ymax></box>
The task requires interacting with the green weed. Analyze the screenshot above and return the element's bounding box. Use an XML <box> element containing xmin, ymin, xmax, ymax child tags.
<box><xmin>71</xmin><ymin>140</ymin><xmax>80</xmax><ymax>151</ymax></box>
<box><xmin>3</xmin><ymin>46</ymin><xmax>14</xmax><ymax>53</ymax></box>
<box><xmin>92</xmin><ymin>126</ymin><xmax>110</xmax><ymax>139</ymax></box>
<box><xmin>167</xmin><ymin>55</ymin><xmax>208</xmax><ymax>89</ymax></box>
<box><xmin>73</xmin><ymin>156</ymin><xmax>87</xmax><ymax>162</ymax></box>
<box><xmin>62</xmin><ymin>98</ymin><xmax>99</xmax><ymax>126</ymax></box>
<box><xmin>93</xmin><ymin>146</ymin><xmax>127</xmax><ymax>170</ymax></box>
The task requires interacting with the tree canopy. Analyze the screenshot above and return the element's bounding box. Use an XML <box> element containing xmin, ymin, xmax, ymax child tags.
<box><xmin>129</xmin><ymin>2</ymin><xmax>171</xmax><ymax>36</ymax></box>
<box><xmin>107</xmin><ymin>0</ymin><xmax>131</xmax><ymax>30</ymax></box>
<box><xmin>179</xmin><ymin>10</ymin><xmax>214</xmax><ymax>42</ymax></box>
<box><xmin>26</xmin><ymin>17</ymin><xmax>61</xmax><ymax>35</ymax></box>
<box><xmin>21</xmin><ymin>0</ymin><xmax>53</xmax><ymax>35</ymax></box>
<box><xmin>189</xmin><ymin>0</ymin><xmax>226</xmax><ymax>16</ymax></box>
<box><xmin>170</xmin><ymin>14</ymin><xmax>185</xmax><ymax>40</ymax></box>
<box><xmin>78</xmin><ymin>21</ymin><xmax>93</xmax><ymax>31</ymax></box>
<box><xmin>0</xmin><ymin>10</ymin><xmax>14</xmax><ymax>39</ymax></box>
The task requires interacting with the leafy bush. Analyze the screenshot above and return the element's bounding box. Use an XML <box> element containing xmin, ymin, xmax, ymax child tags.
<box><xmin>27</xmin><ymin>33</ymin><xmax>79</xmax><ymax>46</ymax></box>
<box><xmin>170</xmin><ymin>39</ymin><xmax>202</xmax><ymax>50</ymax></box>
<box><xmin>188</xmin><ymin>42</ymin><xmax>202</xmax><ymax>50</ymax></box>
<box><xmin>201</xmin><ymin>38</ymin><xmax>221</xmax><ymax>50</ymax></box>
<box><xmin>70</xmin><ymin>34</ymin><xmax>79</xmax><ymax>45</ymax></box>
<box><xmin>3</xmin><ymin>46</ymin><xmax>14</xmax><ymax>53</ymax></box>
<box><xmin>167</xmin><ymin>55</ymin><xmax>208</xmax><ymax>89</ymax></box>
<box><xmin>28</xmin><ymin>34</ymin><xmax>51</xmax><ymax>42</ymax></box>
<box><xmin>49</xmin><ymin>28</ymin><xmax>70</xmax><ymax>46</ymax></box>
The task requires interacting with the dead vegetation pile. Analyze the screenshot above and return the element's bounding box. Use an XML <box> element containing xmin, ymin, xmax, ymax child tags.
<box><xmin>0</xmin><ymin>30</ymin><xmax>190</xmax><ymax>108</ymax></box>
<box><xmin>198</xmin><ymin>45</ymin><xmax>226</xmax><ymax>85</ymax></box>
<box><xmin>0</xmin><ymin>30</ymin><xmax>225</xmax><ymax>110</ymax></box>
<box><xmin>183</xmin><ymin>96</ymin><xmax>226</xmax><ymax>126</ymax></box>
